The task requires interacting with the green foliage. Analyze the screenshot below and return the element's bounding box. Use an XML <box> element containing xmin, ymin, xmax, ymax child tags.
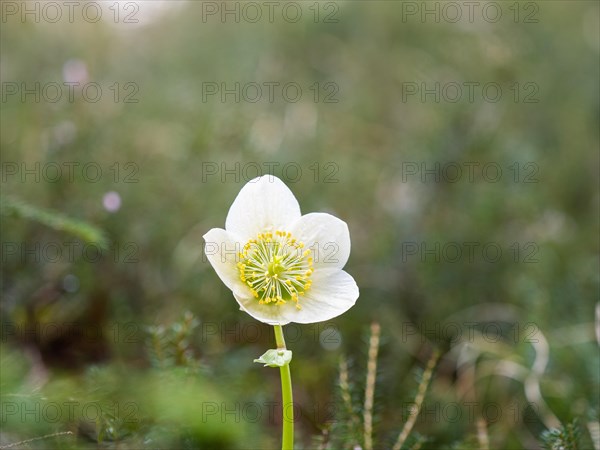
<box><xmin>1</xmin><ymin>195</ymin><xmax>107</xmax><ymax>248</ymax></box>
<box><xmin>145</xmin><ymin>311</ymin><xmax>200</xmax><ymax>369</ymax></box>
<box><xmin>541</xmin><ymin>420</ymin><xmax>582</xmax><ymax>450</ymax></box>
<box><xmin>0</xmin><ymin>315</ymin><xmax>259</xmax><ymax>449</ymax></box>
<box><xmin>446</xmin><ymin>435</ymin><xmax>483</xmax><ymax>450</ymax></box>
<box><xmin>398</xmin><ymin>433</ymin><xmax>429</xmax><ymax>450</ymax></box>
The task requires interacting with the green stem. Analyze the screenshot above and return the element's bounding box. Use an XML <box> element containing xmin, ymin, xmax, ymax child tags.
<box><xmin>274</xmin><ymin>325</ymin><xmax>294</xmax><ymax>450</ymax></box>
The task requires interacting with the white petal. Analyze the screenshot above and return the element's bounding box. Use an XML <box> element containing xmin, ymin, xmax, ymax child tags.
<box><xmin>225</xmin><ymin>175</ymin><xmax>301</xmax><ymax>242</ymax></box>
<box><xmin>232</xmin><ymin>270</ymin><xmax>358</xmax><ymax>325</ymax></box>
<box><xmin>233</xmin><ymin>292</ymin><xmax>294</xmax><ymax>326</ymax></box>
<box><xmin>289</xmin><ymin>213</ymin><xmax>351</xmax><ymax>270</ymax></box>
<box><xmin>203</xmin><ymin>228</ymin><xmax>249</xmax><ymax>298</ymax></box>
<box><xmin>288</xmin><ymin>269</ymin><xmax>359</xmax><ymax>324</ymax></box>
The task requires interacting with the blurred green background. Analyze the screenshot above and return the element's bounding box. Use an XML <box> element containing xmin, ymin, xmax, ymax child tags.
<box><xmin>1</xmin><ymin>1</ymin><xmax>598</xmax><ymax>449</ymax></box>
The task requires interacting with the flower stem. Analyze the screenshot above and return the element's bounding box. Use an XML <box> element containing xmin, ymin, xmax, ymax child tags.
<box><xmin>274</xmin><ymin>325</ymin><xmax>294</xmax><ymax>450</ymax></box>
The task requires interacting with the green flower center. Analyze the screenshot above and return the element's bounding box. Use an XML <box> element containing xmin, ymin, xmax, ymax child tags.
<box><xmin>237</xmin><ymin>230</ymin><xmax>313</xmax><ymax>308</ymax></box>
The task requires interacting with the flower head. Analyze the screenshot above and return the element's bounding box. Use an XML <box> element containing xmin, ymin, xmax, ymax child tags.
<box><xmin>203</xmin><ymin>175</ymin><xmax>359</xmax><ymax>325</ymax></box>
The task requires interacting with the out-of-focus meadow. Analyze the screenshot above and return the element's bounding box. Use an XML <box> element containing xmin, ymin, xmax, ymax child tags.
<box><xmin>1</xmin><ymin>1</ymin><xmax>598</xmax><ymax>449</ymax></box>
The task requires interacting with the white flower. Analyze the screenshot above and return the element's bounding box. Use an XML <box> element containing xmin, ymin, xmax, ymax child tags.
<box><xmin>203</xmin><ymin>175</ymin><xmax>359</xmax><ymax>325</ymax></box>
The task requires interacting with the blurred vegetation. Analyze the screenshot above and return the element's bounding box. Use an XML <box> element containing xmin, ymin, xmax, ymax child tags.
<box><xmin>1</xmin><ymin>1</ymin><xmax>598</xmax><ymax>449</ymax></box>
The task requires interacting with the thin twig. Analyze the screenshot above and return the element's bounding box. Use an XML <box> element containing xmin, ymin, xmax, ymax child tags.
<box><xmin>476</xmin><ymin>417</ymin><xmax>490</xmax><ymax>450</ymax></box>
<box><xmin>316</xmin><ymin>427</ymin><xmax>330</xmax><ymax>450</ymax></box>
<box><xmin>588</xmin><ymin>420</ymin><xmax>600</xmax><ymax>450</ymax></box>
<box><xmin>392</xmin><ymin>349</ymin><xmax>440</xmax><ymax>450</ymax></box>
<box><xmin>363</xmin><ymin>322</ymin><xmax>380</xmax><ymax>450</ymax></box>
<box><xmin>0</xmin><ymin>431</ymin><xmax>74</xmax><ymax>449</ymax></box>
<box><xmin>339</xmin><ymin>357</ymin><xmax>361</xmax><ymax>433</ymax></box>
<box><xmin>523</xmin><ymin>329</ymin><xmax>560</xmax><ymax>429</ymax></box>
